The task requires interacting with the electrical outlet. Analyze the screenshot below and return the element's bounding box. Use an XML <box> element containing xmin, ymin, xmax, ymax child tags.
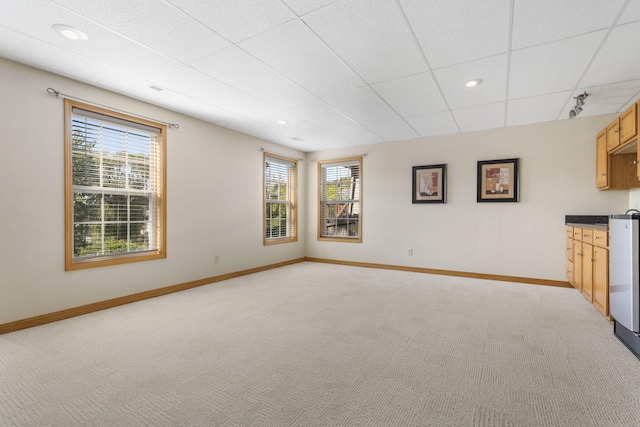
<box><xmin>214</xmin><ymin>255</ymin><xmax>219</xmax><ymax>264</ymax></box>
<box><xmin>408</xmin><ymin>249</ymin><xmax>413</xmax><ymax>256</ymax></box>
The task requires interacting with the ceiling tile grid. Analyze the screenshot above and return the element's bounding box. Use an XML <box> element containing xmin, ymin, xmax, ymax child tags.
<box><xmin>1</xmin><ymin>0</ymin><xmax>638</xmax><ymax>151</ymax></box>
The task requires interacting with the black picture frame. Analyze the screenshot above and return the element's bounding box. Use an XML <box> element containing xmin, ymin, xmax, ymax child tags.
<box><xmin>477</xmin><ymin>158</ymin><xmax>519</xmax><ymax>203</ymax></box>
<box><xmin>412</xmin><ymin>164</ymin><xmax>446</xmax><ymax>204</ymax></box>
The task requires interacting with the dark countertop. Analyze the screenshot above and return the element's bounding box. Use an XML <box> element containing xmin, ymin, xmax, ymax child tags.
<box><xmin>565</xmin><ymin>215</ymin><xmax>609</xmax><ymax>229</ymax></box>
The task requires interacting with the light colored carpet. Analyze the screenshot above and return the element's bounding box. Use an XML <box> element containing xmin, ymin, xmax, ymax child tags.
<box><xmin>1</xmin><ymin>262</ymin><xmax>640</xmax><ymax>426</ymax></box>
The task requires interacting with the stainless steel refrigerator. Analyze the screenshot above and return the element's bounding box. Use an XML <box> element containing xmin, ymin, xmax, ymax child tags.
<box><xmin>609</xmin><ymin>213</ymin><xmax>640</xmax><ymax>359</ymax></box>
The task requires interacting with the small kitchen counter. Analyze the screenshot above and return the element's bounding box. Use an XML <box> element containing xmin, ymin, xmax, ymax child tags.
<box><xmin>565</xmin><ymin>215</ymin><xmax>609</xmax><ymax>230</ymax></box>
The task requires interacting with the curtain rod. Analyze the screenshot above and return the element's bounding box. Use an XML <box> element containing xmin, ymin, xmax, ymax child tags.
<box><xmin>260</xmin><ymin>147</ymin><xmax>304</xmax><ymax>162</ymax></box>
<box><xmin>309</xmin><ymin>153</ymin><xmax>368</xmax><ymax>163</ymax></box>
<box><xmin>47</xmin><ymin>88</ymin><xmax>180</xmax><ymax>129</ymax></box>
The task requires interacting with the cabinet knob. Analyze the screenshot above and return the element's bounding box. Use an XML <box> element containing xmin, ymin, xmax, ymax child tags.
<box><xmin>615</xmin><ymin>128</ymin><xmax>620</xmax><ymax>133</ymax></box>
<box><xmin>594</xmin><ymin>236</ymin><xmax>599</xmax><ymax>239</ymax></box>
<box><xmin>590</xmin><ymin>258</ymin><xmax>593</xmax><ymax>262</ymax></box>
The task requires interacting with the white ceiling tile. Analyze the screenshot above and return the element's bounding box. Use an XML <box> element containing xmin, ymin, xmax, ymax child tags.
<box><xmin>281</xmin><ymin>0</ymin><xmax>336</xmax><ymax>16</ymax></box>
<box><xmin>0</xmin><ymin>25</ymin><xmax>147</xmax><ymax>92</ymax></box>
<box><xmin>434</xmin><ymin>55</ymin><xmax>507</xmax><ymax>109</ymax></box>
<box><xmin>372</xmin><ymin>72</ymin><xmax>448</xmax><ymax>117</ymax></box>
<box><xmin>243</xmin><ymin>108</ymin><xmax>322</xmax><ymax>136</ymax></box>
<box><xmin>215</xmin><ymin>116</ymin><xmax>291</xmax><ymax>141</ymax></box>
<box><xmin>333</xmin><ymin>126</ymin><xmax>385</xmax><ymax>146</ymax></box>
<box><xmin>191</xmin><ymin>46</ymin><xmax>315</xmax><ymax>107</ymax></box>
<box><xmin>297</xmin><ymin>132</ymin><xmax>354</xmax><ymax>149</ymax></box>
<box><xmin>365</xmin><ymin>119</ymin><xmax>419</xmax><ymax>142</ymax></box>
<box><xmin>580</xmin><ymin>22</ymin><xmax>640</xmax><ymax>88</ymax></box>
<box><xmin>618</xmin><ymin>0</ymin><xmax>640</xmax><ymax>24</ymax></box>
<box><xmin>126</xmin><ymin>85</ymin><xmax>238</xmax><ymax>124</ymax></box>
<box><xmin>166</xmin><ymin>0</ymin><xmax>295</xmax><ymax>43</ymax></box>
<box><xmin>51</xmin><ymin>0</ymin><xmax>230</xmax><ymax>63</ymax></box>
<box><xmin>509</xmin><ymin>31</ymin><xmax>606</xmax><ymax>100</ymax></box>
<box><xmin>0</xmin><ymin>1</ymin><xmax>180</xmax><ymax>80</ymax></box>
<box><xmin>453</xmin><ymin>103</ymin><xmax>505</xmax><ymax>133</ymax></box>
<box><xmin>511</xmin><ymin>0</ymin><xmax>624</xmax><ymax>50</ymax></box>
<box><xmin>404</xmin><ymin>111</ymin><xmax>460</xmax><ymax>137</ymax></box>
<box><xmin>239</xmin><ymin>19</ymin><xmax>365</xmax><ymax>97</ymax></box>
<box><xmin>399</xmin><ymin>0</ymin><xmax>509</xmax><ymax>69</ymax></box>
<box><xmin>322</xmin><ymin>86</ymin><xmax>400</xmax><ymax>125</ymax></box>
<box><xmin>564</xmin><ymin>80</ymin><xmax>640</xmax><ymax>118</ymax></box>
<box><xmin>302</xmin><ymin>0</ymin><xmax>427</xmax><ymax>83</ymax></box>
<box><xmin>152</xmin><ymin>66</ymin><xmax>273</xmax><ymax>116</ymax></box>
<box><xmin>506</xmin><ymin>91</ymin><xmax>572</xmax><ymax>127</ymax></box>
<box><xmin>279</xmin><ymin>99</ymin><xmax>357</xmax><ymax>131</ymax></box>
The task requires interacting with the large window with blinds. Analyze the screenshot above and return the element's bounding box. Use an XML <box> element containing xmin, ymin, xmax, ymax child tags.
<box><xmin>64</xmin><ymin>99</ymin><xmax>166</xmax><ymax>270</ymax></box>
<box><xmin>318</xmin><ymin>157</ymin><xmax>362</xmax><ymax>242</ymax></box>
<box><xmin>264</xmin><ymin>153</ymin><xmax>297</xmax><ymax>245</ymax></box>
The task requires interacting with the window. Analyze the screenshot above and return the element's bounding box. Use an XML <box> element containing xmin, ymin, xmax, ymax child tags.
<box><xmin>318</xmin><ymin>157</ymin><xmax>362</xmax><ymax>242</ymax></box>
<box><xmin>64</xmin><ymin>99</ymin><xmax>166</xmax><ymax>270</ymax></box>
<box><xmin>264</xmin><ymin>153</ymin><xmax>297</xmax><ymax>244</ymax></box>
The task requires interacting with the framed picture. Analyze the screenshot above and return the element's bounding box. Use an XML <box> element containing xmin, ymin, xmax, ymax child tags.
<box><xmin>412</xmin><ymin>164</ymin><xmax>446</xmax><ymax>204</ymax></box>
<box><xmin>477</xmin><ymin>158</ymin><xmax>519</xmax><ymax>202</ymax></box>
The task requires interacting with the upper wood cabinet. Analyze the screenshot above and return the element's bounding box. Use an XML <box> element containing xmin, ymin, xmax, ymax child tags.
<box><xmin>597</xmin><ymin>99</ymin><xmax>640</xmax><ymax>190</ymax></box>
<box><xmin>620</xmin><ymin>103</ymin><xmax>637</xmax><ymax>145</ymax></box>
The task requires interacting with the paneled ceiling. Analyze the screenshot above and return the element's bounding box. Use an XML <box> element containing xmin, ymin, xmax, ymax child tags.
<box><xmin>2</xmin><ymin>0</ymin><xmax>640</xmax><ymax>152</ymax></box>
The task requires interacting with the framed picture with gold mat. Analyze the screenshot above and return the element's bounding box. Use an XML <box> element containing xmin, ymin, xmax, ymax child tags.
<box><xmin>412</xmin><ymin>164</ymin><xmax>446</xmax><ymax>204</ymax></box>
<box><xmin>477</xmin><ymin>158</ymin><xmax>519</xmax><ymax>203</ymax></box>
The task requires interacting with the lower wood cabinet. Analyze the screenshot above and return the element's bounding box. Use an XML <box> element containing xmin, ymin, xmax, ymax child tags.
<box><xmin>566</xmin><ymin>225</ymin><xmax>609</xmax><ymax>318</ymax></box>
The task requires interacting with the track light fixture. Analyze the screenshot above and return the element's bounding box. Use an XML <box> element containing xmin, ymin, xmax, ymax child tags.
<box><xmin>569</xmin><ymin>92</ymin><xmax>589</xmax><ymax>119</ymax></box>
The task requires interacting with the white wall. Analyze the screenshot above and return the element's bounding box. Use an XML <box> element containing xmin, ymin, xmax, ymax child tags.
<box><xmin>0</xmin><ymin>59</ymin><xmax>306</xmax><ymax>324</ymax></box>
<box><xmin>305</xmin><ymin>115</ymin><xmax>630</xmax><ymax>281</ymax></box>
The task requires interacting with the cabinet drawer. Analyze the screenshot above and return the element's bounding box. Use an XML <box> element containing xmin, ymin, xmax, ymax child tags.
<box><xmin>567</xmin><ymin>238</ymin><xmax>574</xmax><ymax>261</ymax></box>
<box><xmin>567</xmin><ymin>259</ymin><xmax>574</xmax><ymax>284</ymax></box>
<box><xmin>573</xmin><ymin>227</ymin><xmax>583</xmax><ymax>241</ymax></box>
<box><xmin>582</xmin><ymin>228</ymin><xmax>594</xmax><ymax>244</ymax></box>
<box><xmin>593</xmin><ymin>229</ymin><xmax>608</xmax><ymax>247</ymax></box>
<box><xmin>566</xmin><ymin>226</ymin><xmax>573</xmax><ymax>238</ymax></box>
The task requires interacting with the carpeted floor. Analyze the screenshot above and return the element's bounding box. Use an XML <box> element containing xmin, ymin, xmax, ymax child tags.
<box><xmin>1</xmin><ymin>262</ymin><xmax>639</xmax><ymax>426</ymax></box>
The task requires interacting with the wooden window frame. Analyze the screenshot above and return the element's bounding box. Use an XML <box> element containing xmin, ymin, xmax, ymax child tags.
<box><xmin>263</xmin><ymin>152</ymin><xmax>298</xmax><ymax>245</ymax></box>
<box><xmin>64</xmin><ymin>99</ymin><xmax>167</xmax><ymax>270</ymax></box>
<box><xmin>317</xmin><ymin>156</ymin><xmax>362</xmax><ymax>243</ymax></box>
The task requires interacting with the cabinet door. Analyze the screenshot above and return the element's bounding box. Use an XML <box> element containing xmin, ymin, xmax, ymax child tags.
<box><xmin>596</xmin><ymin>129</ymin><xmax>609</xmax><ymax>189</ymax></box>
<box><xmin>620</xmin><ymin>103</ymin><xmax>637</xmax><ymax>144</ymax></box>
<box><xmin>593</xmin><ymin>246</ymin><xmax>609</xmax><ymax>317</ymax></box>
<box><xmin>582</xmin><ymin>243</ymin><xmax>593</xmax><ymax>302</ymax></box>
<box><xmin>572</xmin><ymin>240</ymin><xmax>583</xmax><ymax>292</ymax></box>
<box><xmin>607</xmin><ymin>118</ymin><xmax>620</xmax><ymax>151</ymax></box>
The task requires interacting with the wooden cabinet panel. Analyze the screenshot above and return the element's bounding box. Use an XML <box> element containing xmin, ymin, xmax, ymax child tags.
<box><xmin>573</xmin><ymin>239</ymin><xmax>583</xmax><ymax>292</ymax></box>
<box><xmin>596</xmin><ymin>129</ymin><xmax>609</xmax><ymax>189</ymax></box>
<box><xmin>607</xmin><ymin>118</ymin><xmax>621</xmax><ymax>151</ymax></box>
<box><xmin>593</xmin><ymin>246</ymin><xmax>609</xmax><ymax>317</ymax></box>
<box><xmin>620</xmin><ymin>103</ymin><xmax>637</xmax><ymax>144</ymax></box>
<box><xmin>565</xmin><ymin>225</ymin><xmax>609</xmax><ymax>318</ymax></box>
<box><xmin>582</xmin><ymin>243</ymin><xmax>593</xmax><ymax>303</ymax></box>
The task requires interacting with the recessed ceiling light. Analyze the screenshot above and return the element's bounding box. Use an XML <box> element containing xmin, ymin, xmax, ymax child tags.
<box><xmin>276</xmin><ymin>120</ymin><xmax>288</xmax><ymax>125</ymax></box>
<box><xmin>465</xmin><ymin>79</ymin><xmax>483</xmax><ymax>88</ymax></box>
<box><xmin>52</xmin><ymin>24</ymin><xmax>88</xmax><ymax>41</ymax></box>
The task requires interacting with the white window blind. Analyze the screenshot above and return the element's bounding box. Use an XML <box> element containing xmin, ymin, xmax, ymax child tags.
<box><xmin>264</xmin><ymin>154</ymin><xmax>297</xmax><ymax>243</ymax></box>
<box><xmin>70</xmin><ymin>106</ymin><xmax>162</xmax><ymax>260</ymax></box>
<box><xmin>319</xmin><ymin>158</ymin><xmax>361</xmax><ymax>240</ymax></box>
